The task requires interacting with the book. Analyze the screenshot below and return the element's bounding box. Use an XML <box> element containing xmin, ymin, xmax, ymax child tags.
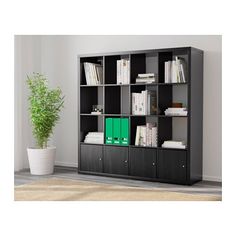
<box><xmin>117</xmin><ymin>59</ymin><xmax>130</xmax><ymax>84</ymax></box>
<box><xmin>151</xmin><ymin>127</ymin><xmax>157</xmax><ymax>147</ymax></box>
<box><xmin>135</xmin><ymin>126</ymin><xmax>141</xmax><ymax>146</ymax></box>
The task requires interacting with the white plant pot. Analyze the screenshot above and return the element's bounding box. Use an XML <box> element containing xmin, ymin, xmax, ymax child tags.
<box><xmin>27</xmin><ymin>147</ymin><xmax>56</xmax><ymax>175</ymax></box>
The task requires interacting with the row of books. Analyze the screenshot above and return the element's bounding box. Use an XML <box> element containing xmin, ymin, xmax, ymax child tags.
<box><xmin>165</xmin><ymin>57</ymin><xmax>186</xmax><ymax>83</ymax></box>
<box><xmin>135</xmin><ymin>73</ymin><xmax>158</xmax><ymax>84</ymax></box>
<box><xmin>162</xmin><ymin>140</ymin><xmax>186</xmax><ymax>149</ymax></box>
<box><xmin>132</xmin><ymin>90</ymin><xmax>157</xmax><ymax>115</ymax></box>
<box><xmin>135</xmin><ymin>123</ymin><xmax>157</xmax><ymax>147</ymax></box>
<box><xmin>84</xmin><ymin>62</ymin><xmax>103</xmax><ymax>85</ymax></box>
<box><xmin>105</xmin><ymin>118</ymin><xmax>129</xmax><ymax>146</ymax></box>
<box><xmin>117</xmin><ymin>59</ymin><xmax>130</xmax><ymax>84</ymax></box>
<box><xmin>164</xmin><ymin>107</ymin><xmax>188</xmax><ymax>116</ymax></box>
<box><xmin>84</xmin><ymin>132</ymin><xmax>104</xmax><ymax>144</ymax></box>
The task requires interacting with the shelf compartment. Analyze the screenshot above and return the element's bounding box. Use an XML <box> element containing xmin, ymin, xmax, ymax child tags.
<box><xmin>130</xmin><ymin>52</ymin><xmax>158</xmax><ymax>84</ymax></box>
<box><xmin>80</xmin><ymin>86</ymin><xmax>103</xmax><ymax>114</ymax></box>
<box><xmin>80</xmin><ymin>116</ymin><xmax>104</xmax><ymax>143</ymax></box>
<box><xmin>158</xmin><ymin>83</ymin><xmax>188</xmax><ymax>115</ymax></box>
<box><xmin>158</xmin><ymin>116</ymin><xmax>187</xmax><ymax>148</ymax></box>
<box><xmin>158</xmin><ymin>49</ymin><xmax>189</xmax><ymax>83</ymax></box>
<box><xmin>105</xmin><ymin>54</ymin><xmax>129</xmax><ymax>84</ymax></box>
<box><xmin>105</xmin><ymin>86</ymin><xmax>120</xmax><ymax>114</ymax></box>
<box><xmin>130</xmin><ymin>116</ymin><xmax>158</xmax><ymax>146</ymax></box>
<box><xmin>79</xmin><ymin>56</ymin><xmax>103</xmax><ymax>85</ymax></box>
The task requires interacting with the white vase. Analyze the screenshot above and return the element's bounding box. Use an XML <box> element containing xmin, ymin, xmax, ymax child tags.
<box><xmin>27</xmin><ymin>147</ymin><xmax>56</xmax><ymax>175</ymax></box>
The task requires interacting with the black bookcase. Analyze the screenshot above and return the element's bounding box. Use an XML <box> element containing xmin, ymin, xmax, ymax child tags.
<box><xmin>78</xmin><ymin>47</ymin><xmax>203</xmax><ymax>185</ymax></box>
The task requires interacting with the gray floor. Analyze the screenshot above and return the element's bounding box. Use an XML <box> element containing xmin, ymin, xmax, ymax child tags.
<box><xmin>15</xmin><ymin>166</ymin><xmax>222</xmax><ymax>197</ymax></box>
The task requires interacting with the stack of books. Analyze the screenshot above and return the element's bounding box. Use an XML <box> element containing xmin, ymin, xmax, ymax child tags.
<box><xmin>117</xmin><ymin>59</ymin><xmax>130</xmax><ymax>84</ymax></box>
<box><xmin>136</xmin><ymin>73</ymin><xmax>157</xmax><ymax>84</ymax></box>
<box><xmin>84</xmin><ymin>62</ymin><xmax>103</xmax><ymax>85</ymax></box>
<box><xmin>162</xmin><ymin>140</ymin><xmax>186</xmax><ymax>149</ymax></box>
<box><xmin>132</xmin><ymin>90</ymin><xmax>157</xmax><ymax>115</ymax></box>
<box><xmin>135</xmin><ymin>123</ymin><xmax>157</xmax><ymax>147</ymax></box>
<box><xmin>164</xmin><ymin>107</ymin><xmax>187</xmax><ymax>116</ymax></box>
<box><xmin>164</xmin><ymin>56</ymin><xmax>186</xmax><ymax>83</ymax></box>
<box><xmin>84</xmin><ymin>132</ymin><xmax>104</xmax><ymax>144</ymax></box>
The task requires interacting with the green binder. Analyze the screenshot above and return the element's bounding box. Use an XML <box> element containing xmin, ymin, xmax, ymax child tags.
<box><xmin>105</xmin><ymin>118</ymin><xmax>113</xmax><ymax>144</ymax></box>
<box><xmin>121</xmin><ymin>118</ymin><xmax>129</xmax><ymax>146</ymax></box>
<box><xmin>113</xmin><ymin>118</ymin><xmax>121</xmax><ymax>145</ymax></box>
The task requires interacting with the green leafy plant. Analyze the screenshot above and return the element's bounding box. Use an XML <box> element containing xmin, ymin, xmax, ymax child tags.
<box><xmin>27</xmin><ymin>73</ymin><xmax>65</xmax><ymax>148</ymax></box>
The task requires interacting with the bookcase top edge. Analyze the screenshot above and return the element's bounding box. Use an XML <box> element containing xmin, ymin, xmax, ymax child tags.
<box><xmin>77</xmin><ymin>47</ymin><xmax>203</xmax><ymax>58</ymax></box>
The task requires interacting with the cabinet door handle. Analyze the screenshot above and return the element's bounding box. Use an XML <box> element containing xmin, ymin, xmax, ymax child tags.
<box><xmin>99</xmin><ymin>158</ymin><xmax>102</xmax><ymax>161</ymax></box>
<box><xmin>182</xmin><ymin>165</ymin><xmax>185</xmax><ymax>168</ymax></box>
<box><xmin>152</xmin><ymin>162</ymin><xmax>155</xmax><ymax>166</ymax></box>
<box><xmin>124</xmin><ymin>160</ymin><xmax>128</xmax><ymax>163</ymax></box>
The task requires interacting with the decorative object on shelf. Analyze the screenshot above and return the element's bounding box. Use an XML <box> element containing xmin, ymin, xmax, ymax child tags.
<box><xmin>162</xmin><ymin>140</ymin><xmax>186</xmax><ymax>149</ymax></box>
<box><xmin>117</xmin><ymin>59</ymin><xmax>130</xmax><ymax>84</ymax></box>
<box><xmin>84</xmin><ymin>132</ymin><xmax>104</xmax><ymax>144</ymax></box>
<box><xmin>135</xmin><ymin>73</ymin><xmax>158</xmax><ymax>84</ymax></box>
<box><xmin>164</xmin><ymin>56</ymin><xmax>187</xmax><ymax>83</ymax></box>
<box><xmin>26</xmin><ymin>73</ymin><xmax>65</xmax><ymax>175</ymax></box>
<box><xmin>164</xmin><ymin>107</ymin><xmax>187</xmax><ymax>116</ymax></box>
<box><xmin>91</xmin><ymin>105</ymin><xmax>103</xmax><ymax>114</ymax></box>
<box><xmin>135</xmin><ymin>123</ymin><xmax>157</xmax><ymax>147</ymax></box>
<box><xmin>172</xmin><ymin>102</ymin><xmax>183</xmax><ymax>108</ymax></box>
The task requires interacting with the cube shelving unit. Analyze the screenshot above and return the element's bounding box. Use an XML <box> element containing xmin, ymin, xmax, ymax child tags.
<box><xmin>78</xmin><ymin>47</ymin><xmax>203</xmax><ymax>185</ymax></box>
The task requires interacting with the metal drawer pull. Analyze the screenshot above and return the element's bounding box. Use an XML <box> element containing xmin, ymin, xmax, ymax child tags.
<box><xmin>182</xmin><ymin>165</ymin><xmax>185</xmax><ymax>168</ymax></box>
<box><xmin>99</xmin><ymin>158</ymin><xmax>102</xmax><ymax>161</ymax></box>
<box><xmin>152</xmin><ymin>162</ymin><xmax>155</xmax><ymax>166</ymax></box>
<box><xmin>124</xmin><ymin>160</ymin><xmax>128</xmax><ymax>163</ymax></box>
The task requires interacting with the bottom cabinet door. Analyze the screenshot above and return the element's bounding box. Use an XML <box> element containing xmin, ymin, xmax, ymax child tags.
<box><xmin>130</xmin><ymin>147</ymin><xmax>156</xmax><ymax>178</ymax></box>
<box><xmin>104</xmin><ymin>146</ymin><xmax>128</xmax><ymax>175</ymax></box>
<box><xmin>80</xmin><ymin>144</ymin><xmax>103</xmax><ymax>173</ymax></box>
<box><xmin>158</xmin><ymin>149</ymin><xmax>187</xmax><ymax>184</ymax></box>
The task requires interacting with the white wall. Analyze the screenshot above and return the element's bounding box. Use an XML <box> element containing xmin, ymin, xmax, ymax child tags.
<box><xmin>14</xmin><ymin>35</ymin><xmax>222</xmax><ymax>181</ymax></box>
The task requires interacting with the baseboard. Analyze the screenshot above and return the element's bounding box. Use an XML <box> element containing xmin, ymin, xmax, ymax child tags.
<box><xmin>203</xmin><ymin>175</ymin><xmax>222</xmax><ymax>182</ymax></box>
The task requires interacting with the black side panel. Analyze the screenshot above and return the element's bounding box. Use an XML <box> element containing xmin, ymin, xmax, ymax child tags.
<box><xmin>104</xmin><ymin>146</ymin><xmax>128</xmax><ymax>175</ymax></box>
<box><xmin>80</xmin><ymin>144</ymin><xmax>103</xmax><ymax>172</ymax></box>
<box><xmin>158</xmin><ymin>149</ymin><xmax>187</xmax><ymax>184</ymax></box>
<box><xmin>189</xmin><ymin>49</ymin><xmax>203</xmax><ymax>183</ymax></box>
<box><xmin>130</xmin><ymin>147</ymin><xmax>157</xmax><ymax>178</ymax></box>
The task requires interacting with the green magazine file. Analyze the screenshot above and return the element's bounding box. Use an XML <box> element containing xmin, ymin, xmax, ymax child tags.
<box><xmin>105</xmin><ymin>118</ymin><xmax>113</xmax><ymax>144</ymax></box>
<box><xmin>113</xmin><ymin>118</ymin><xmax>121</xmax><ymax>145</ymax></box>
<box><xmin>121</xmin><ymin>118</ymin><xmax>129</xmax><ymax>146</ymax></box>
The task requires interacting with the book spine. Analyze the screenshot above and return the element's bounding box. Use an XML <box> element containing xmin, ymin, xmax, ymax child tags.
<box><xmin>135</xmin><ymin>126</ymin><xmax>140</xmax><ymax>145</ymax></box>
<box><xmin>151</xmin><ymin>127</ymin><xmax>157</xmax><ymax>147</ymax></box>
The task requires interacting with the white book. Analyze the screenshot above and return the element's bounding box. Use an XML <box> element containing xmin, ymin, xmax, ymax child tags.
<box><xmin>127</xmin><ymin>60</ymin><xmax>130</xmax><ymax>84</ymax></box>
<box><xmin>88</xmin><ymin>63</ymin><xmax>96</xmax><ymax>85</ymax></box>
<box><xmin>84</xmin><ymin>63</ymin><xmax>90</xmax><ymax>85</ymax></box>
<box><xmin>180</xmin><ymin>64</ymin><xmax>186</xmax><ymax>82</ymax></box>
<box><xmin>151</xmin><ymin>127</ymin><xmax>157</xmax><ymax>147</ymax></box>
<box><xmin>171</xmin><ymin>61</ymin><xmax>178</xmax><ymax>83</ymax></box>
<box><xmin>96</xmin><ymin>66</ymin><xmax>103</xmax><ymax>84</ymax></box>
<box><xmin>138</xmin><ymin>73</ymin><xmax>156</xmax><ymax>77</ymax></box>
<box><xmin>117</xmin><ymin>60</ymin><xmax>121</xmax><ymax>84</ymax></box>
<box><xmin>146</xmin><ymin>123</ymin><xmax>155</xmax><ymax>147</ymax></box>
<box><xmin>135</xmin><ymin>126</ymin><xmax>141</xmax><ymax>145</ymax></box>
<box><xmin>165</xmin><ymin>61</ymin><xmax>168</xmax><ymax>83</ymax></box>
<box><xmin>140</xmin><ymin>126</ymin><xmax>146</xmax><ymax>146</ymax></box>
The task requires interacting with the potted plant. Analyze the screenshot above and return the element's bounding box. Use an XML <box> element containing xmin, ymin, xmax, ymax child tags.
<box><xmin>26</xmin><ymin>73</ymin><xmax>64</xmax><ymax>175</ymax></box>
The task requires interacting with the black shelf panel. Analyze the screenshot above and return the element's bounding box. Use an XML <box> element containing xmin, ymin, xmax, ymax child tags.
<box><xmin>80</xmin><ymin>84</ymin><xmax>104</xmax><ymax>87</ymax></box>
